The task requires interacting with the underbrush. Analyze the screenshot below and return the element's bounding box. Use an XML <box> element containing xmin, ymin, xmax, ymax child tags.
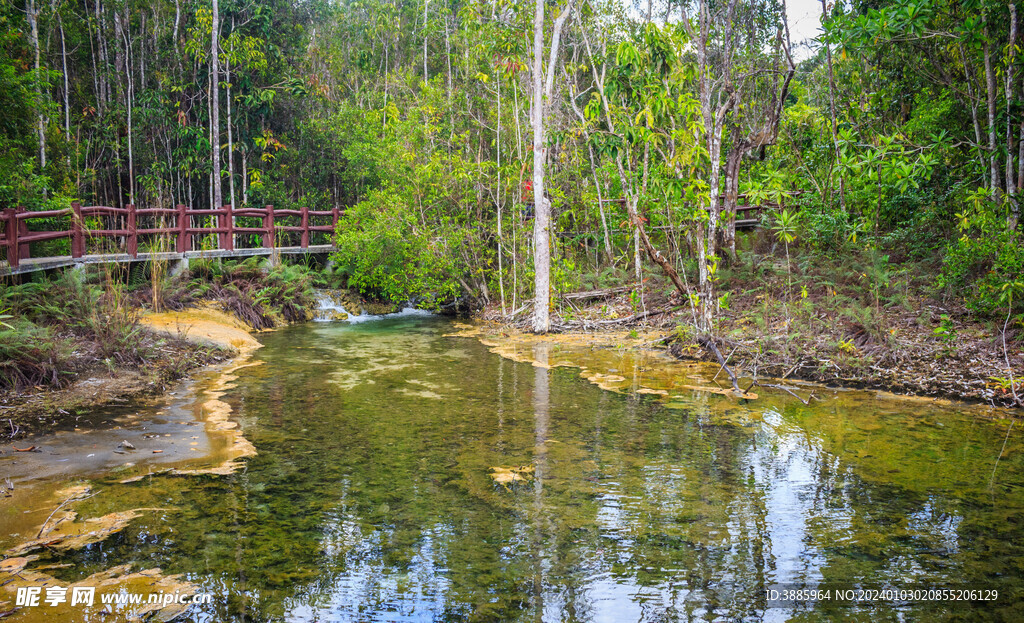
<box><xmin>135</xmin><ymin>257</ymin><xmax>320</xmax><ymax>329</ymax></box>
<box><xmin>1</xmin><ymin>272</ymin><xmax>152</xmax><ymax>390</ymax></box>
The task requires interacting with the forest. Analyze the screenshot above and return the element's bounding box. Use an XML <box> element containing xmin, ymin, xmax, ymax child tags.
<box><xmin>0</xmin><ymin>0</ymin><xmax>1022</xmax><ymax>404</ymax></box>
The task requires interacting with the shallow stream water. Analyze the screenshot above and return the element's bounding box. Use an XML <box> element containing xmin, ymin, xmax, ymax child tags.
<box><xmin>1</xmin><ymin>316</ymin><xmax>1022</xmax><ymax>622</ymax></box>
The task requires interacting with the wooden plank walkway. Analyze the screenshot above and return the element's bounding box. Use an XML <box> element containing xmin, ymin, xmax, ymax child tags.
<box><xmin>1</xmin><ymin>245</ymin><xmax>334</xmax><ymax>277</ymax></box>
<box><xmin>1</xmin><ymin>203</ymin><xmax>339</xmax><ymax>277</ymax></box>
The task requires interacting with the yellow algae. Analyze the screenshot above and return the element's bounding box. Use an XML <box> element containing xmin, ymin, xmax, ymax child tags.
<box><xmin>637</xmin><ymin>387</ymin><xmax>669</xmax><ymax>396</ymax></box>
<box><xmin>0</xmin><ymin>556</ymin><xmax>35</xmax><ymax>573</ymax></box>
<box><xmin>140</xmin><ymin>304</ymin><xmax>262</xmax><ymax>353</ymax></box>
<box><xmin>0</xmin><ymin>564</ymin><xmax>200</xmax><ymax>623</ymax></box>
<box><xmin>4</xmin><ymin>508</ymin><xmax>168</xmax><ymax>557</ymax></box>
<box><xmin>149</xmin><ymin>354</ymin><xmax>261</xmax><ymax>478</ymax></box>
<box><xmin>489</xmin><ymin>465</ymin><xmax>535</xmax><ymax>487</ymax></box>
<box><xmin>53</xmin><ymin>484</ymin><xmax>92</xmax><ymax>501</ymax></box>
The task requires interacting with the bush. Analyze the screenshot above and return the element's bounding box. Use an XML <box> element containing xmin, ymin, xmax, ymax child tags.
<box><xmin>2</xmin><ymin>272</ymin><xmax>152</xmax><ymax>368</ymax></box>
<box><xmin>0</xmin><ymin>320</ymin><xmax>76</xmax><ymax>390</ymax></box>
<box><xmin>331</xmin><ymin>191</ymin><xmax>465</xmax><ymax>307</ymax></box>
<box><xmin>938</xmin><ymin>232</ymin><xmax>1024</xmax><ymax>316</ymax></box>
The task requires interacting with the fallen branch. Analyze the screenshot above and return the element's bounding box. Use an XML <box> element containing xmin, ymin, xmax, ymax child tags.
<box><xmin>713</xmin><ymin>346</ymin><xmax>740</xmax><ymax>382</ymax></box>
<box><xmin>37</xmin><ymin>490</ymin><xmax>99</xmax><ymax>539</ymax></box>
<box><xmin>590</xmin><ymin>306</ymin><xmax>677</xmax><ymax>326</ymax></box>
<box><xmin>750</xmin><ymin>381</ymin><xmax>814</xmax><ymax>405</ymax></box>
<box><xmin>698</xmin><ymin>335</ymin><xmax>746</xmax><ymax>395</ymax></box>
<box><xmin>560</xmin><ymin>285</ymin><xmax>635</xmax><ymax>301</ymax></box>
<box><xmin>504</xmin><ymin>304</ymin><xmax>529</xmax><ymax>320</ymax></box>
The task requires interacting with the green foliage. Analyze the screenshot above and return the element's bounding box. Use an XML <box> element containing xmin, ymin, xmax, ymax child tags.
<box><xmin>938</xmin><ymin>188</ymin><xmax>1024</xmax><ymax>316</ymax></box>
<box><xmin>332</xmin><ymin>190</ymin><xmax>464</xmax><ymax>308</ymax></box>
<box><xmin>772</xmin><ymin>209</ymin><xmax>801</xmax><ymax>245</ymax></box>
<box><xmin>0</xmin><ymin>271</ymin><xmax>151</xmax><ymax>388</ymax></box>
<box><xmin>933</xmin><ymin>314</ymin><xmax>955</xmax><ymax>342</ymax></box>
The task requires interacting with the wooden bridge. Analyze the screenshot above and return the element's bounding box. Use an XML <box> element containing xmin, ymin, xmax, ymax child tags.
<box><xmin>1</xmin><ymin>203</ymin><xmax>339</xmax><ymax>277</ymax></box>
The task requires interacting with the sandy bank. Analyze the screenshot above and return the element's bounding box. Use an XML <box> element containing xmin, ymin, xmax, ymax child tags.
<box><xmin>140</xmin><ymin>304</ymin><xmax>262</xmax><ymax>354</ymax></box>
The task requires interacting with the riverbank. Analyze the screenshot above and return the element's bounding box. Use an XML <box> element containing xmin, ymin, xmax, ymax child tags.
<box><xmin>0</xmin><ymin>334</ymin><xmax>230</xmax><ymax>439</ymax></box>
<box><xmin>479</xmin><ymin>279</ymin><xmax>1024</xmax><ymax>410</ymax></box>
<box><xmin>0</xmin><ymin>312</ymin><xmax>263</xmax><ymax>621</ymax></box>
<box><xmin>0</xmin><ymin>258</ymin><xmax>329</xmax><ymax>437</ymax></box>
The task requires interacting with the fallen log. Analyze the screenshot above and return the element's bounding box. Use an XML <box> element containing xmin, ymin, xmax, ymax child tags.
<box><xmin>560</xmin><ymin>285</ymin><xmax>635</xmax><ymax>301</ymax></box>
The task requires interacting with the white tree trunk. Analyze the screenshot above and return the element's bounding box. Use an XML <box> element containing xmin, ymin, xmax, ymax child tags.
<box><xmin>121</xmin><ymin>14</ymin><xmax>135</xmax><ymax>205</ymax></box>
<box><xmin>529</xmin><ymin>0</ymin><xmax>574</xmax><ymax>333</ymax></box>
<box><xmin>227</xmin><ymin>58</ymin><xmax>236</xmax><ymax>211</ymax></box>
<box><xmin>211</xmin><ymin>0</ymin><xmax>222</xmax><ymax>209</ymax></box>
<box><xmin>422</xmin><ymin>0</ymin><xmax>429</xmax><ymax>82</ymax></box>
<box><xmin>531</xmin><ymin>0</ymin><xmax>550</xmax><ymax>333</ymax></box>
<box><xmin>1008</xmin><ymin>5</ymin><xmax>1020</xmax><ymax>229</ymax></box>
<box><xmin>58</xmin><ymin>11</ymin><xmax>71</xmax><ymax>169</ymax></box>
<box><xmin>27</xmin><ymin>0</ymin><xmax>46</xmax><ymax>180</ymax></box>
<box><xmin>983</xmin><ymin>21</ymin><xmax>1001</xmax><ymax>195</ymax></box>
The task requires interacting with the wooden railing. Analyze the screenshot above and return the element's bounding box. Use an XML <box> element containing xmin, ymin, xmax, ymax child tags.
<box><xmin>1</xmin><ymin>203</ymin><xmax>340</xmax><ymax>269</ymax></box>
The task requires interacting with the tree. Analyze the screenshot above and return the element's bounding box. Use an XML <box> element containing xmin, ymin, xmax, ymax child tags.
<box><xmin>211</xmin><ymin>0</ymin><xmax>222</xmax><ymax>211</ymax></box>
<box><xmin>531</xmin><ymin>0</ymin><xmax>574</xmax><ymax>333</ymax></box>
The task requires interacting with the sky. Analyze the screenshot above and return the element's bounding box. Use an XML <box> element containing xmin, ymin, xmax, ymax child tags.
<box><xmin>787</xmin><ymin>0</ymin><xmax>826</xmax><ymax>59</ymax></box>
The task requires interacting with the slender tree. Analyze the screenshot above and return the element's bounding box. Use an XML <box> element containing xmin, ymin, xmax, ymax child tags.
<box><xmin>530</xmin><ymin>0</ymin><xmax>574</xmax><ymax>333</ymax></box>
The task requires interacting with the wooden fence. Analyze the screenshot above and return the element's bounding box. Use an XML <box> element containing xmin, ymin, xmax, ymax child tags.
<box><xmin>1</xmin><ymin>203</ymin><xmax>340</xmax><ymax>269</ymax></box>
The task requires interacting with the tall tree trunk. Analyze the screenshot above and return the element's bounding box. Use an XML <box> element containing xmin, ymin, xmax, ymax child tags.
<box><xmin>211</xmin><ymin>0</ymin><xmax>222</xmax><ymax>209</ymax></box>
<box><xmin>531</xmin><ymin>0</ymin><xmax>550</xmax><ymax>333</ymax></box>
<box><xmin>722</xmin><ymin>139</ymin><xmax>746</xmax><ymax>262</ymax></box>
<box><xmin>530</xmin><ymin>0</ymin><xmax>574</xmax><ymax>333</ymax></box>
<box><xmin>57</xmin><ymin>9</ymin><xmax>71</xmax><ymax>170</ymax></box>
<box><xmin>1008</xmin><ymin>4</ymin><xmax>1020</xmax><ymax>229</ymax></box>
<box><xmin>94</xmin><ymin>0</ymin><xmax>107</xmax><ymax>111</ymax></box>
<box><xmin>496</xmin><ymin>79</ymin><xmax>506</xmax><ymax>315</ymax></box>
<box><xmin>121</xmin><ymin>12</ymin><xmax>135</xmax><ymax>205</ymax></box>
<box><xmin>961</xmin><ymin>44</ymin><xmax>988</xmax><ymax>181</ymax></box>
<box><xmin>422</xmin><ymin>0</ymin><xmax>429</xmax><ymax>82</ymax></box>
<box><xmin>27</xmin><ymin>0</ymin><xmax>46</xmax><ymax>183</ymax></box>
<box><xmin>819</xmin><ymin>0</ymin><xmax>847</xmax><ymax>213</ymax></box>
<box><xmin>227</xmin><ymin>56</ymin><xmax>236</xmax><ymax>211</ymax></box>
<box><xmin>585</xmin><ymin>143</ymin><xmax>614</xmax><ymax>264</ymax></box>
<box><xmin>983</xmin><ymin>19</ymin><xmax>1002</xmax><ymax>196</ymax></box>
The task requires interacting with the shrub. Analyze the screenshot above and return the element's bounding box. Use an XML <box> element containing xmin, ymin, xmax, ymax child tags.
<box><xmin>0</xmin><ymin>320</ymin><xmax>76</xmax><ymax>390</ymax></box>
<box><xmin>938</xmin><ymin>232</ymin><xmax>1024</xmax><ymax>316</ymax></box>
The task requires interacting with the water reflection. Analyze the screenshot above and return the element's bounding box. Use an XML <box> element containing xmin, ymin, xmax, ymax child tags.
<box><xmin>45</xmin><ymin>318</ymin><xmax>1024</xmax><ymax>622</ymax></box>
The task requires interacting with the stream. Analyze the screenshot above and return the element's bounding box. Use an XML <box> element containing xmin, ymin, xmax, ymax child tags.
<box><xmin>1</xmin><ymin>315</ymin><xmax>1022</xmax><ymax>622</ymax></box>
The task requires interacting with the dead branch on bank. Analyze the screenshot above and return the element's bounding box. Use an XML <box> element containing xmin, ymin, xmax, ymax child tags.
<box><xmin>560</xmin><ymin>285</ymin><xmax>635</xmax><ymax>301</ymax></box>
<box><xmin>749</xmin><ymin>381</ymin><xmax>815</xmax><ymax>405</ymax></box>
<box><xmin>551</xmin><ymin>306</ymin><xmax>679</xmax><ymax>332</ymax></box>
<box><xmin>697</xmin><ymin>334</ymin><xmax>748</xmax><ymax>396</ymax></box>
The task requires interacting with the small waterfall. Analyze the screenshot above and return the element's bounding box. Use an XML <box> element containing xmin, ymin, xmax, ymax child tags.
<box><xmin>313</xmin><ymin>291</ymin><xmax>432</xmax><ymax>323</ymax></box>
<box><xmin>313</xmin><ymin>292</ymin><xmax>358</xmax><ymax>322</ymax></box>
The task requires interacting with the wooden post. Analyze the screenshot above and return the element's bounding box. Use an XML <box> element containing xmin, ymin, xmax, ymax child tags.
<box><xmin>4</xmin><ymin>208</ymin><xmax>17</xmax><ymax>268</ymax></box>
<box><xmin>217</xmin><ymin>205</ymin><xmax>227</xmax><ymax>250</ymax></box>
<box><xmin>127</xmin><ymin>203</ymin><xmax>137</xmax><ymax>257</ymax></box>
<box><xmin>262</xmin><ymin>205</ymin><xmax>274</xmax><ymax>248</ymax></box>
<box><xmin>71</xmin><ymin>202</ymin><xmax>84</xmax><ymax>258</ymax></box>
<box><xmin>176</xmin><ymin>204</ymin><xmax>191</xmax><ymax>253</ymax></box>
<box><xmin>332</xmin><ymin>206</ymin><xmax>340</xmax><ymax>235</ymax></box>
<box><xmin>16</xmin><ymin>207</ymin><xmax>29</xmax><ymax>260</ymax></box>
<box><xmin>300</xmin><ymin>205</ymin><xmax>309</xmax><ymax>249</ymax></box>
<box><xmin>224</xmin><ymin>204</ymin><xmax>234</xmax><ymax>251</ymax></box>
